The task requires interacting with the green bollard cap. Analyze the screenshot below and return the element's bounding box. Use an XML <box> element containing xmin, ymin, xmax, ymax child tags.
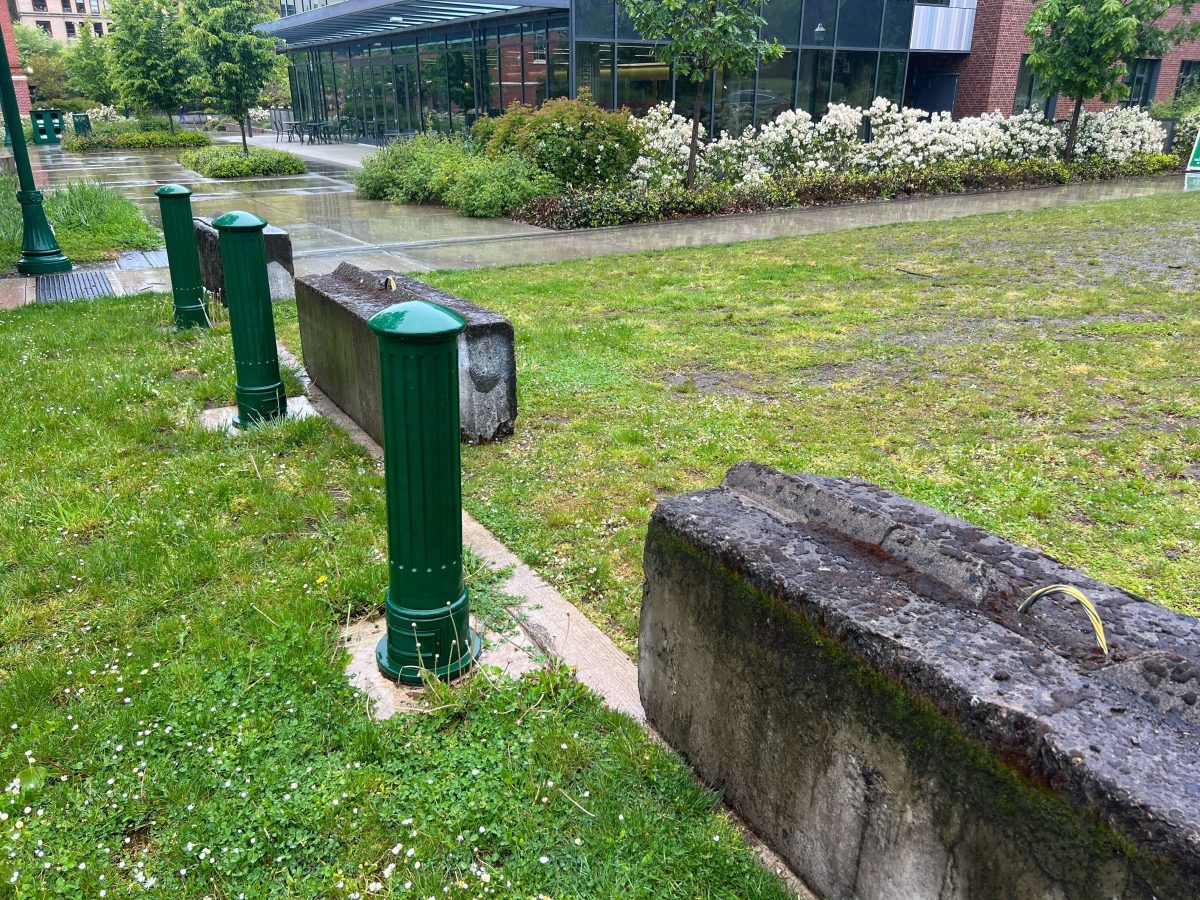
<box><xmin>213</xmin><ymin>210</ymin><xmax>268</xmax><ymax>232</ymax></box>
<box><xmin>369</xmin><ymin>300</ymin><xmax>466</xmax><ymax>341</ymax></box>
<box><xmin>155</xmin><ymin>183</ymin><xmax>193</xmax><ymax>197</ymax></box>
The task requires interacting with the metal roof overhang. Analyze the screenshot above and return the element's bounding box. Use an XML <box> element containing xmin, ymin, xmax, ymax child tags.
<box><xmin>256</xmin><ymin>0</ymin><xmax>567</xmax><ymax>48</ymax></box>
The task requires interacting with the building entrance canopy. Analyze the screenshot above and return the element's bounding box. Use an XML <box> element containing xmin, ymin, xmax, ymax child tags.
<box><xmin>257</xmin><ymin>0</ymin><xmax>567</xmax><ymax>48</ymax></box>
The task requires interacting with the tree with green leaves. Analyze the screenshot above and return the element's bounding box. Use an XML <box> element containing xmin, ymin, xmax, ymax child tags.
<box><xmin>1025</xmin><ymin>0</ymin><xmax>1200</xmax><ymax>159</ymax></box>
<box><xmin>188</xmin><ymin>0</ymin><xmax>278</xmax><ymax>153</ymax></box>
<box><xmin>13</xmin><ymin>22</ymin><xmax>62</xmax><ymax>65</ymax></box>
<box><xmin>620</xmin><ymin>0</ymin><xmax>783</xmax><ymax>187</ymax></box>
<box><xmin>109</xmin><ymin>0</ymin><xmax>196</xmax><ymax>129</ymax></box>
<box><xmin>66</xmin><ymin>23</ymin><xmax>116</xmax><ymax>106</ymax></box>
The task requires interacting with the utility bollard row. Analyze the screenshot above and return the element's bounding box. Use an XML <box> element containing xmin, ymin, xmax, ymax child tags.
<box><xmin>158</xmin><ymin>190</ymin><xmax>478</xmax><ymax>685</ymax></box>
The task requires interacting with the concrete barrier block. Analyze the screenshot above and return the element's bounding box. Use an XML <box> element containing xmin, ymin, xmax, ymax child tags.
<box><xmin>193</xmin><ymin>216</ymin><xmax>294</xmax><ymax>305</ymax></box>
<box><xmin>295</xmin><ymin>262</ymin><xmax>516</xmax><ymax>445</ymax></box>
<box><xmin>641</xmin><ymin>462</ymin><xmax>1200</xmax><ymax>900</ymax></box>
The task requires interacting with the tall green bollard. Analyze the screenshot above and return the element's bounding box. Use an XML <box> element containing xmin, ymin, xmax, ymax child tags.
<box><xmin>155</xmin><ymin>185</ymin><xmax>208</xmax><ymax>330</ymax></box>
<box><xmin>212</xmin><ymin>211</ymin><xmax>287</xmax><ymax>429</ymax></box>
<box><xmin>370</xmin><ymin>300</ymin><xmax>480</xmax><ymax>684</ymax></box>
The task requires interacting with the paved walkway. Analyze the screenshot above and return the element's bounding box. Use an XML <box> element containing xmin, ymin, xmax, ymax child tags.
<box><xmin>30</xmin><ymin>144</ymin><xmax>1193</xmax><ymax>279</ymax></box>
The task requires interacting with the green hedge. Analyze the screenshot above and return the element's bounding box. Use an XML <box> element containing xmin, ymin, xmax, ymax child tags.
<box><xmin>514</xmin><ymin>154</ymin><xmax>1182</xmax><ymax>229</ymax></box>
<box><xmin>64</xmin><ymin>130</ymin><xmax>211</xmax><ymax>152</ymax></box>
<box><xmin>180</xmin><ymin>146</ymin><xmax>306</xmax><ymax>178</ymax></box>
<box><xmin>356</xmin><ymin>134</ymin><xmax>560</xmax><ymax>218</ymax></box>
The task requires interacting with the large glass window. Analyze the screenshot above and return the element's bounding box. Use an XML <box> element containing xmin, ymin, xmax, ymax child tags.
<box><xmin>547</xmin><ymin>20</ymin><xmax>570</xmax><ymax>98</ymax></box>
<box><xmin>1013</xmin><ymin>54</ymin><xmax>1054</xmax><ymax>116</ymax></box>
<box><xmin>575</xmin><ymin>0</ymin><xmax>614</xmax><ymax>39</ymax></box>
<box><xmin>497</xmin><ymin>25</ymin><xmax>523</xmax><ymax>110</ymax></box>
<box><xmin>830</xmin><ymin>50</ymin><xmax>876</xmax><ymax>107</ymax></box>
<box><xmin>445</xmin><ymin>33</ymin><xmax>475</xmax><ymax>127</ymax></box>
<box><xmin>419</xmin><ymin>39</ymin><xmax>450</xmax><ymax>132</ymax></box>
<box><xmin>715</xmin><ymin>66</ymin><xmax>754</xmax><ymax>133</ymax></box>
<box><xmin>575</xmin><ymin>41</ymin><xmax>614</xmax><ymax>107</ymax></box>
<box><xmin>1122</xmin><ymin>58</ymin><xmax>1161</xmax><ymax>108</ymax></box>
<box><xmin>521</xmin><ymin>24</ymin><xmax>548</xmax><ymax>105</ymax></box>
<box><xmin>802</xmin><ymin>0</ymin><xmax>837</xmax><ymax>47</ymax></box>
<box><xmin>880</xmin><ymin>0</ymin><xmax>914</xmax><ymax>49</ymax></box>
<box><xmin>877</xmin><ymin>51</ymin><xmax>906</xmax><ymax>104</ymax></box>
<box><xmin>757</xmin><ymin>50</ymin><xmax>798</xmax><ymax>122</ymax></box>
<box><xmin>1177</xmin><ymin>60</ymin><xmax>1200</xmax><ymax>99</ymax></box>
<box><xmin>617</xmin><ymin>45</ymin><xmax>670</xmax><ymax>113</ymax></box>
<box><xmin>477</xmin><ymin>36</ymin><xmax>501</xmax><ymax>114</ymax></box>
<box><xmin>764</xmin><ymin>0</ymin><xmax>803</xmax><ymax>45</ymax></box>
<box><xmin>837</xmin><ymin>0</ymin><xmax>884</xmax><ymax>48</ymax></box>
<box><xmin>797</xmin><ymin>49</ymin><xmax>833</xmax><ymax>116</ymax></box>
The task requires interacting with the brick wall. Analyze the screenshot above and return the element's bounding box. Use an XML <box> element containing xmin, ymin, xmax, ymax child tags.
<box><xmin>955</xmin><ymin>0</ymin><xmax>1200</xmax><ymax>119</ymax></box>
<box><xmin>0</xmin><ymin>4</ymin><xmax>32</xmax><ymax>114</ymax></box>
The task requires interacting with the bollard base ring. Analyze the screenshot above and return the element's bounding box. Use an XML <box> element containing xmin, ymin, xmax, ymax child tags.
<box><xmin>376</xmin><ymin>629</ymin><xmax>481</xmax><ymax>685</ymax></box>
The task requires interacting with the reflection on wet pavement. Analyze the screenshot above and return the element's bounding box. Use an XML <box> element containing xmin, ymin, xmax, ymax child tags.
<box><xmin>33</xmin><ymin>145</ymin><xmax>1191</xmax><ymax>276</ymax></box>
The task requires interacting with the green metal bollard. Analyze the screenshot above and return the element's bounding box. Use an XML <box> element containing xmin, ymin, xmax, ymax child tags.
<box><xmin>370</xmin><ymin>300</ymin><xmax>480</xmax><ymax>684</ymax></box>
<box><xmin>155</xmin><ymin>185</ymin><xmax>208</xmax><ymax>330</ymax></box>
<box><xmin>212</xmin><ymin>210</ymin><xmax>287</xmax><ymax>429</ymax></box>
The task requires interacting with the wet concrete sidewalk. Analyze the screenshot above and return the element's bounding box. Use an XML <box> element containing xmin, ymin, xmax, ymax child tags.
<box><xmin>32</xmin><ymin>145</ymin><xmax>1192</xmax><ymax>278</ymax></box>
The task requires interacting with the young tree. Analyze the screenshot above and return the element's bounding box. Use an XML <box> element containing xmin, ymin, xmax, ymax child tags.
<box><xmin>188</xmin><ymin>0</ymin><xmax>278</xmax><ymax>153</ymax></box>
<box><xmin>620</xmin><ymin>0</ymin><xmax>783</xmax><ymax>187</ymax></box>
<box><xmin>66</xmin><ymin>23</ymin><xmax>116</xmax><ymax>105</ymax></box>
<box><xmin>109</xmin><ymin>0</ymin><xmax>196</xmax><ymax>129</ymax></box>
<box><xmin>13</xmin><ymin>22</ymin><xmax>62</xmax><ymax>65</ymax></box>
<box><xmin>1025</xmin><ymin>0</ymin><xmax>1200</xmax><ymax>159</ymax></box>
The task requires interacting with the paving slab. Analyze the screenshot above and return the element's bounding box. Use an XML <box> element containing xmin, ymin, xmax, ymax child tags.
<box><xmin>198</xmin><ymin>395</ymin><xmax>317</xmax><ymax>434</ymax></box>
<box><xmin>0</xmin><ymin>278</ymin><xmax>32</xmax><ymax>309</ymax></box>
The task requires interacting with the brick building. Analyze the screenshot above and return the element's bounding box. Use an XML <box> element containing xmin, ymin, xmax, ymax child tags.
<box><xmin>951</xmin><ymin>0</ymin><xmax>1200</xmax><ymax>118</ymax></box>
<box><xmin>1</xmin><ymin>4</ymin><xmax>32</xmax><ymax>113</ymax></box>
<box><xmin>14</xmin><ymin>0</ymin><xmax>111</xmax><ymax>46</ymax></box>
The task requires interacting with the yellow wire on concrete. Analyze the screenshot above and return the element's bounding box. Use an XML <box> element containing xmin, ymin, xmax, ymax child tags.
<box><xmin>1018</xmin><ymin>584</ymin><xmax>1109</xmax><ymax>656</ymax></box>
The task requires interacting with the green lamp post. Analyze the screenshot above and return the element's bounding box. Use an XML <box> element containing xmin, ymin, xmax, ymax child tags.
<box><xmin>0</xmin><ymin>30</ymin><xmax>70</xmax><ymax>275</ymax></box>
<box><xmin>370</xmin><ymin>300</ymin><xmax>480</xmax><ymax>685</ymax></box>
<box><xmin>212</xmin><ymin>211</ymin><xmax>287</xmax><ymax>428</ymax></box>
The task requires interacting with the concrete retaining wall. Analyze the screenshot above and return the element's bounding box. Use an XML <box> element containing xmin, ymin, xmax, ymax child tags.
<box><xmin>295</xmin><ymin>263</ymin><xmax>516</xmax><ymax>445</ymax></box>
<box><xmin>640</xmin><ymin>462</ymin><xmax>1200</xmax><ymax>900</ymax></box>
<box><xmin>193</xmin><ymin>216</ymin><xmax>294</xmax><ymax>305</ymax></box>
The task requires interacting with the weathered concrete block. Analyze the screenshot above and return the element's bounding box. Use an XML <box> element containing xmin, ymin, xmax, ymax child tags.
<box><xmin>193</xmin><ymin>216</ymin><xmax>294</xmax><ymax>305</ymax></box>
<box><xmin>295</xmin><ymin>262</ymin><xmax>516</xmax><ymax>444</ymax></box>
<box><xmin>641</xmin><ymin>462</ymin><xmax>1200</xmax><ymax>900</ymax></box>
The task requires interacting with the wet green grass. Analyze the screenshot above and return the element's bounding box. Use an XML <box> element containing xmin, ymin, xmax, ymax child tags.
<box><xmin>0</xmin><ymin>295</ymin><xmax>787</xmax><ymax>898</ymax></box>
<box><xmin>0</xmin><ymin>176</ymin><xmax>160</xmax><ymax>270</ymax></box>
<box><xmin>422</xmin><ymin>190</ymin><xmax>1200</xmax><ymax>652</ymax></box>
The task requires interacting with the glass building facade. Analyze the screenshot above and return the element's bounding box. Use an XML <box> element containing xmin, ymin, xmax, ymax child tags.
<box><xmin>276</xmin><ymin>0</ymin><xmax>967</xmax><ymax>137</ymax></box>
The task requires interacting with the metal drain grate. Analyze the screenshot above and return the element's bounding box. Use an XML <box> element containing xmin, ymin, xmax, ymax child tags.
<box><xmin>35</xmin><ymin>271</ymin><xmax>116</xmax><ymax>303</ymax></box>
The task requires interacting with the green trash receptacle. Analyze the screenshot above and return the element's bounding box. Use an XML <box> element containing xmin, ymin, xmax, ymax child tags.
<box><xmin>30</xmin><ymin>109</ymin><xmax>64</xmax><ymax>145</ymax></box>
<box><xmin>71</xmin><ymin>113</ymin><xmax>91</xmax><ymax>136</ymax></box>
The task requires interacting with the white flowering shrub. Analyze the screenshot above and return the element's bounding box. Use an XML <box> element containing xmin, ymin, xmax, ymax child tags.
<box><xmin>248</xmin><ymin>107</ymin><xmax>272</xmax><ymax>127</ymax></box>
<box><xmin>630</xmin><ymin>102</ymin><xmax>704</xmax><ymax>189</ymax></box>
<box><xmin>1072</xmin><ymin>107</ymin><xmax>1166</xmax><ymax>162</ymax></box>
<box><xmin>84</xmin><ymin>104</ymin><xmax>122</xmax><ymax>123</ymax></box>
<box><xmin>627</xmin><ymin>98</ymin><xmax>1166</xmax><ymax>189</ymax></box>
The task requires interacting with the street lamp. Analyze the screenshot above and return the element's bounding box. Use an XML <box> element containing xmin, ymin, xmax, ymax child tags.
<box><xmin>0</xmin><ymin>25</ymin><xmax>71</xmax><ymax>274</ymax></box>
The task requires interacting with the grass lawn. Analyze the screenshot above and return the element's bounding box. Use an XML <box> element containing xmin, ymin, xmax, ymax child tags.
<box><xmin>417</xmin><ymin>190</ymin><xmax>1200</xmax><ymax>653</ymax></box>
<box><xmin>0</xmin><ymin>296</ymin><xmax>788</xmax><ymax>898</ymax></box>
<box><xmin>0</xmin><ymin>177</ymin><xmax>160</xmax><ymax>271</ymax></box>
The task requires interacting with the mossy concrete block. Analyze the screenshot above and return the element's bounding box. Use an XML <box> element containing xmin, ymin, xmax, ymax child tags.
<box><xmin>295</xmin><ymin>262</ymin><xmax>516</xmax><ymax>445</ymax></box>
<box><xmin>640</xmin><ymin>462</ymin><xmax>1200</xmax><ymax>900</ymax></box>
<box><xmin>193</xmin><ymin>216</ymin><xmax>294</xmax><ymax>305</ymax></box>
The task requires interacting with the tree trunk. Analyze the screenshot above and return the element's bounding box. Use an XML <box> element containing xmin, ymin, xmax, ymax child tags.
<box><xmin>1065</xmin><ymin>96</ymin><xmax>1083</xmax><ymax>162</ymax></box>
<box><xmin>686</xmin><ymin>75</ymin><xmax>708</xmax><ymax>190</ymax></box>
<box><xmin>167</xmin><ymin>113</ymin><xmax>175</xmax><ymax>134</ymax></box>
<box><xmin>240</xmin><ymin>116</ymin><xmax>249</xmax><ymax>154</ymax></box>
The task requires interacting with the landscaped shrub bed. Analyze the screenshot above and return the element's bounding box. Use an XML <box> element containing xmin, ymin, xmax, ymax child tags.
<box><xmin>64</xmin><ymin>129</ymin><xmax>211</xmax><ymax>151</ymax></box>
<box><xmin>356</xmin><ymin>134</ymin><xmax>560</xmax><ymax>217</ymax></box>
<box><xmin>180</xmin><ymin>145</ymin><xmax>306</xmax><ymax>178</ymax></box>
<box><xmin>358</xmin><ymin>97</ymin><xmax>1181</xmax><ymax>224</ymax></box>
<box><xmin>514</xmin><ymin>153</ymin><xmax>1181</xmax><ymax>229</ymax></box>
<box><xmin>0</xmin><ymin>175</ymin><xmax>159</xmax><ymax>267</ymax></box>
